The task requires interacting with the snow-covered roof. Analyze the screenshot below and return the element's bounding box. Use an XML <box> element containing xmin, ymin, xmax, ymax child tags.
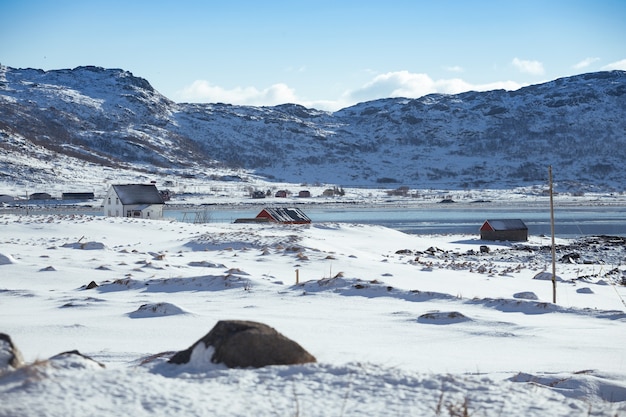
<box><xmin>483</xmin><ymin>219</ymin><xmax>527</xmax><ymax>231</ymax></box>
<box><xmin>259</xmin><ymin>207</ymin><xmax>311</xmax><ymax>223</ymax></box>
<box><xmin>112</xmin><ymin>184</ymin><xmax>164</xmax><ymax>205</ymax></box>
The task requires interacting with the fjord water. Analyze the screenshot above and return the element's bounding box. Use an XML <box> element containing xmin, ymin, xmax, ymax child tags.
<box><xmin>167</xmin><ymin>205</ymin><xmax>626</xmax><ymax>238</ymax></box>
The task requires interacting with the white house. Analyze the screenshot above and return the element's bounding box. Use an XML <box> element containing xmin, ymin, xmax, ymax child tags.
<box><xmin>103</xmin><ymin>184</ymin><xmax>165</xmax><ymax>219</ymax></box>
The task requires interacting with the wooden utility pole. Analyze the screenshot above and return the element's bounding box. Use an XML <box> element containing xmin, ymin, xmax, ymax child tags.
<box><xmin>549</xmin><ymin>166</ymin><xmax>557</xmax><ymax>303</ymax></box>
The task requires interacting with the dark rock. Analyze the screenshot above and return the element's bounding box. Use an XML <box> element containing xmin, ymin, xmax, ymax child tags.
<box><xmin>425</xmin><ymin>246</ymin><xmax>442</xmax><ymax>255</ymax></box>
<box><xmin>560</xmin><ymin>252</ymin><xmax>580</xmax><ymax>263</ymax></box>
<box><xmin>513</xmin><ymin>291</ymin><xmax>539</xmax><ymax>300</ymax></box>
<box><xmin>480</xmin><ymin>245</ymin><xmax>490</xmax><ymax>253</ymax></box>
<box><xmin>0</xmin><ymin>333</ymin><xmax>24</xmax><ymax>369</ymax></box>
<box><xmin>85</xmin><ymin>280</ymin><xmax>99</xmax><ymax>289</ymax></box>
<box><xmin>418</xmin><ymin>311</ymin><xmax>470</xmax><ymax>324</ymax></box>
<box><xmin>169</xmin><ymin>320</ymin><xmax>316</xmax><ymax>368</ymax></box>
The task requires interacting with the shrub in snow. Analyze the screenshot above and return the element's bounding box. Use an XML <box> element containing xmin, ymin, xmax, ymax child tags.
<box><xmin>169</xmin><ymin>320</ymin><xmax>316</xmax><ymax>368</ymax></box>
<box><xmin>1</xmin><ymin>334</ymin><xmax>104</xmax><ymax>373</ymax></box>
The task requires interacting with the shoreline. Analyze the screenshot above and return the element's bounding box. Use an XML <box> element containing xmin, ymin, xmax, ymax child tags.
<box><xmin>2</xmin><ymin>196</ymin><xmax>626</xmax><ymax>215</ymax></box>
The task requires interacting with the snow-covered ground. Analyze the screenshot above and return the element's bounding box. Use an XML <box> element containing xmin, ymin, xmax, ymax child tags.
<box><xmin>1</xmin><ymin>212</ymin><xmax>625</xmax><ymax>416</ymax></box>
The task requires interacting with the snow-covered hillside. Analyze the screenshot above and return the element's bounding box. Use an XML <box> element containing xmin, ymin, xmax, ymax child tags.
<box><xmin>1</xmin><ymin>65</ymin><xmax>625</xmax><ymax>192</ymax></box>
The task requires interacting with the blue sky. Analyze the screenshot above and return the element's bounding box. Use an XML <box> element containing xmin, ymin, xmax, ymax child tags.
<box><xmin>1</xmin><ymin>0</ymin><xmax>625</xmax><ymax>110</ymax></box>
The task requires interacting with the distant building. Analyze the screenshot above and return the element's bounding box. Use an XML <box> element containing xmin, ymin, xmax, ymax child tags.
<box><xmin>62</xmin><ymin>192</ymin><xmax>95</xmax><ymax>201</ymax></box>
<box><xmin>323</xmin><ymin>187</ymin><xmax>345</xmax><ymax>197</ymax></box>
<box><xmin>480</xmin><ymin>219</ymin><xmax>528</xmax><ymax>241</ymax></box>
<box><xmin>234</xmin><ymin>207</ymin><xmax>311</xmax><ymax>224</ymax></box>
<box><xmin>298</xmin><ymin>190</ymin><xmax>311</xmax><ymax>198</ymax></box>
<box><xmin>159</xmin><ymin>189</ymin><xmax>172</xmax><ymax>201</ymax></box>
<box><xmin>103</xmin><ymin>184</ymin><xmax>165</xmax><ymax>219</ymax></box>
<box><xmin>275</xmin><ymin>190</ymin><xmax>288</xmax><ymax>198</ymax></box>
<box><xmin>29</xmin><ymin>192</ymin><xmax>53</xmax><ymax>200</ymax></box>
<box><xmin>0</xmin><ymin>194</ymin><xmax>14</xmax><ymax>203</ymax></box>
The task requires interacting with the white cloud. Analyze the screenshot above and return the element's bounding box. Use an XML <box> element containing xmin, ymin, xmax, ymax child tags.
<box><xmin>176</xmin><ymin>80</ymin><xmax>298</xmax><ymax>106</ymax></box>
<box><xmin>601</xmin><ymin>58</ymin><xmax>626</xmax><ymax>71</ymax></box>
<box><xmin>346</xmin><ymin>71</ymin><xmax>523</xmax><ymax>106</ymax></box>
<box><xmin>347</xmin><ymin>71</ymin><xmax>435</xmax><ymax>102</ymax></box>
<box><xmin>511</xmin><ymin>58</ymin><xmax>545</xmax><ymax>75</ymax></box>
<box><xmin>174</xmin><ymin>71</ymin><xmax>525</xmax><ymax>112</ymax></box>
<box><xmin>573</xmin><ymin>57</ymin><xmax>600</xmax><ymax>69</ymax></box>
<box><xmin>441</xmin><ymin>78</ymin><xmax>523</xmax><ymax>94</ymax></box>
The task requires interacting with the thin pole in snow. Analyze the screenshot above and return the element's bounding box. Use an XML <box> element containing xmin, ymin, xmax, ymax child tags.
<box><xmin>549</xmin><ymin>166</ymin><xmax>557</xmax><ymax>304</ymax></box>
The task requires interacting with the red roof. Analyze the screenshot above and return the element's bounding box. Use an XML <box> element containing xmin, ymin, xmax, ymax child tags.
<box><xmin>256</xmin><ymin>207</ymin><xmax>311</xmax><ymax>224</ymax></box>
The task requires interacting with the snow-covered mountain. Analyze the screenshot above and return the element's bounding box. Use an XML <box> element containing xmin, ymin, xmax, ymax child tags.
<box><xmin>1</xmin><ymin>65</ymin><xmax>625</xmax><ymax>191</ymax></box>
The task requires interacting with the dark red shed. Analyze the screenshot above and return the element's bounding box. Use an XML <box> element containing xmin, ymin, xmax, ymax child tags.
<box><xmin>480</xmin><ymin>219</ymin><xmax>528</xmax><ymax>241</ymax></box>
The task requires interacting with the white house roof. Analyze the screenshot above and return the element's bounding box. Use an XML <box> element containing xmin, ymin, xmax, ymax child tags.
<box><xmin>112</xmin><ymin>184</ymin><xmax>164</xmax><ymax>205</ymax></box>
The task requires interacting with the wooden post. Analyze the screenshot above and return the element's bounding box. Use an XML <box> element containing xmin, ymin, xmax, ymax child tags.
<box><xmin>295</xmin><ymin>269</ymin><xmax>299</xmax><ymax>285</ymax></box>
<box><xmin>549</xmin><ymin>166</ymin><xmax>557</xmax><ymax>304</ymax></box>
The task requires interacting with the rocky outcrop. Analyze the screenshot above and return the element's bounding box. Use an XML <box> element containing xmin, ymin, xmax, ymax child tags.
<box><xmin>0</xmin><ymin>333</ymin><xmax>24</xmax><ymax>370</ymax></box>
<box><xmin>169</xmin><ymin>320</ymin><xmax>316</xmax><ymax>368</ymax></box>
<box><xmin>49</xmin><ymin>350</ymin><xmax>105</xmax><ymax>368</ymax></box>
<box><xmin>1</xmin><ymin>333</ymin><xmax>105</xmax><ymax>371</ymax></box>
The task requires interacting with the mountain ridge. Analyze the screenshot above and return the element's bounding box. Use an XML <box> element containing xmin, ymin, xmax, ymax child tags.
<box><xmin>1</xmin><ymin>64</ymin><xmax>625</xmax><ymax>192</ymax></box>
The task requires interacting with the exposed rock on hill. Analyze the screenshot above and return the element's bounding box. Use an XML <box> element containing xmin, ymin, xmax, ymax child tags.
<box><xmin>1</xmin><ymin>65</ymin><xmax>625</xmax><ymax>190</ymax></box>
